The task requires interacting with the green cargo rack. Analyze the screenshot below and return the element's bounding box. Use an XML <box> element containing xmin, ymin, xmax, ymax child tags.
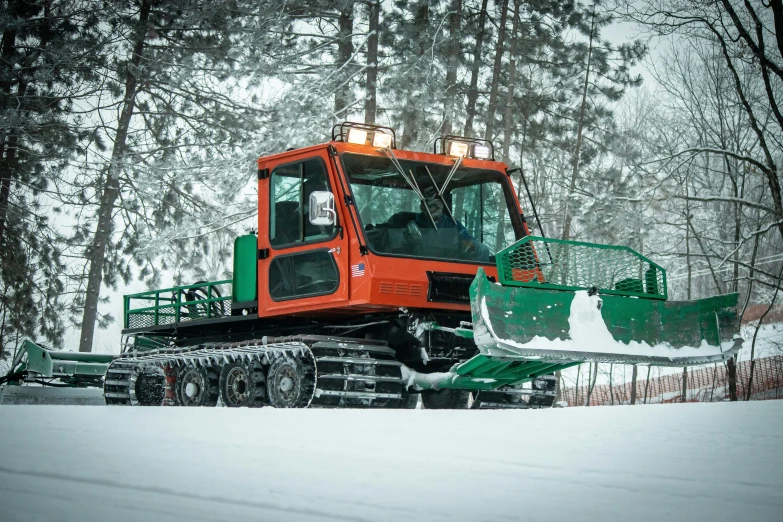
<box><xmin>124</xmin><ymin>280</ymin><xmax>232</xmax><ymax>329</ymax></box>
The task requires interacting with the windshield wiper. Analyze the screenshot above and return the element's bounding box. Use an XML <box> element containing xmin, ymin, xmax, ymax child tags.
<box><xmin>382</xmin><ymin>147</ymin><xmax>439</xmax><ymax>229</ymax></box>
<box><xmin>423</xmin><ymin>165</ymin><xmax>458</xmax><ymax>226</ymax></box>
<box><xmin>439</xmin><ymin>155</ymin><xmax>463</xmax><ymax>196</ymax></box>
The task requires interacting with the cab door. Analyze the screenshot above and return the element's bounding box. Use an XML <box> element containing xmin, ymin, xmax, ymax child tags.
<box><xmin>257</xmin><ymin>148</ymin><xmax>349</xmax><ymax>316</ymax></box>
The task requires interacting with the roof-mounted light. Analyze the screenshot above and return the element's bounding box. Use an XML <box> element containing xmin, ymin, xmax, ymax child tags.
<box><xmin>473</xmin><ymin>144</ymin><xmax>491</xmax><ymax>160</ymax></box>
<box><xmin>346</xmin><ymin>128</ymin><xmax>368</xmax><ymax>145</ymax></box>
<box><xmin>372</xmin><ymin>132</ymin><xmax>393</xmax><ymax>148</ymax></box>
<box><xmin>448</xmin><ymin>141</ymin><xmax>469</xmax><ymax>158</ymax></box>
<box><xmin>332</xmin><ymin>121</ymin><xmax>397</xmax><ymax>149</ymax></box>
<box><xmin>434</xmin><ymin>135</ymin><xmax>495</xmax><ymax>161</ymax></box>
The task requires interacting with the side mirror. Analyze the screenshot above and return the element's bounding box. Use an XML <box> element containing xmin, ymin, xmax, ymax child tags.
<box><xmin>309</xmin><ymin>191</ymin><xmax>336</xmax><ymax>226</ymax></box>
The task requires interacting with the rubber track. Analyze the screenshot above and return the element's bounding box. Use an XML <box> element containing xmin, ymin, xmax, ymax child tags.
<box><xmin>104</xmin><ymin>337</ymin><xmax>410</xmax><ymax>409</ymax></box>
<box><xmin>104</xmin><ymin>341</ymin><xmax>315</xmax><ymax>407</ymax></box>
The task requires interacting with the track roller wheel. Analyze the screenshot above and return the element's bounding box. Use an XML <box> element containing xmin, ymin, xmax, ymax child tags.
<box><xmin>130</xmin><ymin>365</ymin><xmax>166</xmax><ymax>406</ymax></box>
<box><xmin>267</xmin><ymin>356</ymin><xmax>313</xmax><ymax>408</ymax></box>
<box><xmin>175</xmin><ymin>363</ymin><xmax>219</xmax><ymax>407</ymax></box>
<box><xmin>219</xmin><ymin>361</ymin><xmax>266</xmax><ymax>408</ymax></box>
<box><xmin>420</xmin><ymin>389</ymin><xmax>470</xmax><ymax>409</ymax></box>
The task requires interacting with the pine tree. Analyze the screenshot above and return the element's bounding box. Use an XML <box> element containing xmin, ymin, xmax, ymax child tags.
<box><xmin>383</xmin><ymin>0</ymin><xmax>440</xmax><ymax>149</ymax></box>
<box><xmin>0</xmin><ymin>0</ymin><xmax>103</xmax><ymax>357</ymax></box>
<box><xmin>72</xmin><ymin>0</ymin><xmax>288</xmax><ymax>352</ymax></box>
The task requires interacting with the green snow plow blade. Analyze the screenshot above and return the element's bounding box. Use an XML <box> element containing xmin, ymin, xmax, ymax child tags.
<box><xmin>3</xmin><ymin>340</ymin><xmax>115</xmax><ymax>387</ymax></box>
<box><xmin>402</xmin><ymin>237</ymin><xmax>742</xmax><ymax>394</ymax></box>
<box><xmin>469</xmin><ymin>237</ymin><xmax>742</xmax><ymax>367</ymax></box>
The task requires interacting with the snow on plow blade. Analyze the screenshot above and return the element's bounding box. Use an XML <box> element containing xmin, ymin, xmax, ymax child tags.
<box><xmin>470</xmin><ymin>237</ymin><xmax>742</xmax><ymax>367</ymax></box>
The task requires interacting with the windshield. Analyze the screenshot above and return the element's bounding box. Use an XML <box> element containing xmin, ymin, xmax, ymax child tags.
<box><xmin>342</xmin><ymin>153</ymin><xmax>523</xmax><ymax>264</ymax></box>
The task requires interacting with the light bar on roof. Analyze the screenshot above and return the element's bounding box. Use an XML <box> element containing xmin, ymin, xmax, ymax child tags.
<box><xmin>435</xmin><ymin>134</ymin><xmax>494</xmax><ymax>160</ymax></box>
<box><xmin>333</xmin><ymin>122</ymin><xmax>398</xmax><ymax>149</ymax></box>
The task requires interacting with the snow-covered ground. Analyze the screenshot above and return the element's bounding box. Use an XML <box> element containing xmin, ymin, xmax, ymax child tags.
<box><xmin>0</xmin><ymin>402</ymin><xmax>781</xmax><ymax>522</ymax></box>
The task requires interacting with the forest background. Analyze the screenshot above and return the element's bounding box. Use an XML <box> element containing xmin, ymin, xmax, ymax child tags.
<box><xmin>1</xmin><ymin>0</ymin><xmax>781</xmax><ymax>396</ymax></box>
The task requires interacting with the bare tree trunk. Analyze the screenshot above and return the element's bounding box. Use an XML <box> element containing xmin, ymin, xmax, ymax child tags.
<box><xmin>575</xmin><ymin>363</ymin><xmax>581</xmax><ymax>406</ymax></box>
<box><xmin>463</xmin><ymin>0</ymin><xmax>488</xmax><ymax>138</ymax></box>
<box><xmin>0</xmin><ymin>282</ymin><xmax>8</xmax><ymax>360</ymax></box>
<box><xmin>583</xmin><ymin>363</ymin><xmax>591</xmax><ymax>406</ymax></box>
<box><xmin>0</xmin><ymin>22</ymin><xmax>16</xmax><ymax>100</ymax></box>
<box><xmin>681</xmin><ymin>366</ymin><xmax>688</xmax><ymax>402</ymax></box>
<box><xmin>500</xmin><ymin>0</ymin><xmax>519</xmax><ymax>162</ymax></box>
<box><xmin>400</xmin><ymin>1</ymin><xmax>429</xmax><ymax>149</ymax></box>
<box><xmin>491</xmin><ymin>0</ymin><xmax>519</xmax><ymax>250</ymax></box>
<box><xmin>685</xmin><ymin>181</ymin><xmax>692</xmax><ymax>299</ymax></box>
<box><xmin>609</xmin><ymin>363</ymin><xmax>614</xmax><ymax>405</ymax></box>
<box><xmin>442</xmin><ymin>0</ymin><xmax>462</xmax><ymax>135</ymax></box>
<box><xmin>585</xmin><ymin>362</ymin><xmax>598</xmax><ymax>406</ymax></box>
<box><xmin>555</xmin><ymin>369</ymin><xmax>563</xmax><ymax>402</ymax></box>
<box><xmin>79</xmin><ymin>0</ymin><xmax>151</xmax><ymax>352</ymax></box>
<box><xmin>630</xmin><ymin>364</ymin><xmax>638</xmax><ymax>405</ymax></box>
<box><xmin>0</xmin><ymin>132</ymin><xmax>18</xmax><ymax>245</ymax></box>
<box><xmin>364</xmin><ymin>1</ymin><xmax>379</xmax><ymax>124</ymax></box>
<box><xmin>0</xmin><ymin>21</ymin><xmax>19</xmax><ymax>247</ymax></box>
<box><xmin>727</xmin><ymin>356</ymin><xmax>738</xmax><ymax>401</ymax></box>
<box><xmin>483</xmin><ymin>0</ymin><xmax>509</xmax><ymax>143</ymax></box>
<box><xmin>730</xmin><ymin>164</ymin><xmax>741</xmax><ymax>294</ymax></box>
<box><xmin>643</xmin><ymin>365</ymin><xmax>651</xmax><ymax>404</ymax></box>
<box><xmin>771</xmin><ymin>0</ymin><xmax>783</xmax><ymax>59</ymax></box>
<box><xmin>334</xmin><ymin>2</ymin><xmax>355</xmax><ymax>119</ymax></box>
<box><xmin>562</xmin><ymin>1</ymin><xmax>596</xmax><ymax>240</ymax></box>
<box><xmin>688</xmin><ymin>217</ymin><xmax>724</xmax><ymax>295</ymax></box>
<box><xmin>740</xmin><ymin>227</ymin><xmax>761</xmax><ymax>319</ymax></box>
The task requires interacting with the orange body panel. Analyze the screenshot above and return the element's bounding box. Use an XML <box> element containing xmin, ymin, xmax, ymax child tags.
<box><xmin>255</xmin><ymin>141</ymin><xmax>528</xmax><ymax>319</ymax></box>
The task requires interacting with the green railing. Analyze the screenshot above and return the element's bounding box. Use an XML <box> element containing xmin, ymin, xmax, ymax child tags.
<box><xmin>124</xmin><ymin>280</ymin><xmax>233</xmax><ymax>329</ymax></box>
<box><xmin>496</xmin><ymin>236</ymin><xmax>667</xmax><ymax>300</ymax></box>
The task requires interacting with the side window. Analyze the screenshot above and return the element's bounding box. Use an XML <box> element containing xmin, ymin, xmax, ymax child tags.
<box><xmin>452</xmin><ymin>182</ymin><xmax>515</xmax><ymax>255</ymax></box>
<box><xmin>270</xmin><ymin>158</ymin><xmax>334</xmax><ymax>247</ymax></box>
<box><xmin>268</xmin><ymin>250</ymin><xmax>339</xmax><ymax>301</ymax></box>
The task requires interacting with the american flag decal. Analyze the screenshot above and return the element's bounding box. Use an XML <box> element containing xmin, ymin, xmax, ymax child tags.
<box><xmin>351</xmin><ymin>263</ymin><xmax>365</xmax><ymax>277</ymax></box>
